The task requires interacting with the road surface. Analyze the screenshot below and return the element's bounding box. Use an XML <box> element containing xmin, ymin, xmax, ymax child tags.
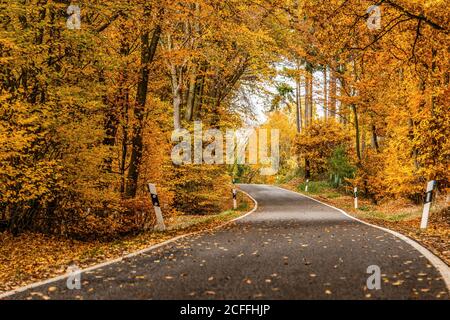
<box><xmin>3</xmin><ymin>184</ymin><xmax>449</xmax><ymax>299</ymax></box>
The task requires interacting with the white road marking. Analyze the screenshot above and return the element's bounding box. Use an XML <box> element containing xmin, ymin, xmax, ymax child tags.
<box><xmin>0</xmin><ymin>190</ymin><xmax>258</xmax><ymax>299</ymax></box>
<box><xmin>3</xmin><ymin>184</ymin><xmax>448</xmax><ymax>298</ymax></box>
<box><xmin>273</xmin><ymin>185</ymin><xmax>450</xmax><ymax>291</ymax></box>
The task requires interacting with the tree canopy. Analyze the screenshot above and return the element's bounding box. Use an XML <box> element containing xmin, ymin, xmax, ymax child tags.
<box><xmin>1</xmin><ymin>0</ymin><xmax>448</xmax><ymax>235</ymax></box>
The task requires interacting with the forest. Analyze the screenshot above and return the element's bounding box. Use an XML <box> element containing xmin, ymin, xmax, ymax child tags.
<box><xmin>0</xmin><ymin>0</ymin><xmax>448</xmax><ymax>239</ymax></box>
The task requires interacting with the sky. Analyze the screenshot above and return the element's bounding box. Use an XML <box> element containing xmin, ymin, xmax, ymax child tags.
<box><xmin>239</xmin><ymin>61</ymin><xmax>331</xmax><ymax>127</ymax></box>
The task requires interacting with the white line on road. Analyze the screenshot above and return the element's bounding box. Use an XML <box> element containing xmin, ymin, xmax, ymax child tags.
<box><xmin>273</xmin><ymin>185</ymin><xmax>450</xmax><ymax>291</ymax></box>
<box><xmin>0</xmin><ymin>190</ymin><xmax>258</xmax><ymax>299</ymax></box>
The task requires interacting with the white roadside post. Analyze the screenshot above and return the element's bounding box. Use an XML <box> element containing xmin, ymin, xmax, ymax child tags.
<box><xmin>232</xmin><ymin>188</ymin><xmax>237</xmax><ymax>209</ymax></box>
<box><xmin>420</xmin><ymin>180</ymin><xmax>436</xmax><ymax>229</ymax></box>
<box><xmin>305</xmin><ymin>179</ymin><xmax>309</xmax><ymax>192</ymax></box>
<box><xmin>354</xmin><ymin>187</ymin><xmax>358</xmax><ymax>209</ymax></box>
<box><xmin>147</xmin><ymin>183</ymin><xmax>166</xmax><ymax>231</ymax></box>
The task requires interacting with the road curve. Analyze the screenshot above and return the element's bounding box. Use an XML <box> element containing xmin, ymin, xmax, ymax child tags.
<box><xmin>3</xmin><ymin>184</ymin><xmax>449</xmax><ymax>300</ymax></box>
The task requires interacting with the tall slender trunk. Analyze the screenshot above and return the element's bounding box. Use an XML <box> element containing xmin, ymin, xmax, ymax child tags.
<box><xmin>185</xmin><ymin>3</ymin><xmax>201</xmax><ymax>121</ymax></box>
<box><xmin>171</xmin><ymin>64</ymin><xmax>182</xmax><ymax>130</ymax></box>
<box><xmin>185</xmin><ymin>67</ymin><xmax>197</xmax><ymax>121</ymax></box>
<box><xmin>304</xmin><ymin>63</ymin><xmax>313</xmax><ymax>179</ymax></box>
<box><xmin>361</xmin><ymin>127</ymin><xmax>366</xmax><ymax>156</ymax></box>
<box><xmin>329</xmin><ymin>69</ymin><xmax>337</xmax><ymax>119</ymax></box>
<box><xmin>371</xmin><ymin>123</ymin><xmax>379</xmax><ymax>152</ymax></box>
<box><xmin>308</xmin><ymin>69</ymin><xmax>313</xmax><ymax>123</ymax></box>
<box><xmin>125</xmin><ymin>18</ymin><xmax>162</xmax><ymax>198</ymax></box>
<box><xmin>120</xmin><ymin>89</ymin><xmax>130</xmax><ymax>194</ymax></box>
<box><xmin>408</xmin><ymin>118</ymin><xmax>420</xmax><ymax>170</ymax></box>
<box><xmin>323</xmin><ymin>66</ymin><xmax>327</xmax><ymax>120</ymax></box>
<box><xmin>193</xmin><ymin>64</ymin><xmax>206</xmax><ymax>119</ymax></box>
<box><xmin>295</xmin><ymin>60</ymin><xmax>302</xmax><ymax>133</ymax></box>
<box><xmin>104</xmin><ymin>31</ymin><xmax>129</xmax><ymax>172</ymax></box>
<box><xmin>431</xmin><ymin>47</ymin><xmax>438</xmax><ymax>116</ymax></box>
<box><xmin>351</xmin><ymin>104</ymin><xmax>361</xmax><ymax>161</ymax></box>
<box><xmin>305</xmin><ymin>71</ymin><xmax>310</xmax><ymax>127</ymax></box>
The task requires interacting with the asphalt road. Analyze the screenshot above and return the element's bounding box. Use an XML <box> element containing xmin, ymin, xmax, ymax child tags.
<box><xmin>4</xmin><ymin>184</ymin><xmax>449</xmax><ymax>300</ymax></box>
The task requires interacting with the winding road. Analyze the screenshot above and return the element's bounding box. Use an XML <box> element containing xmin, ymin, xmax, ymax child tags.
<box><xmin>3</xmin><ymin>184</ymin><xmax>449</xmax><ymax>300</ymax></box>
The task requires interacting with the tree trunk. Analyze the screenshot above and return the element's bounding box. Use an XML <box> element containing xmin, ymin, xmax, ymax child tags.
<box><xmin>371</xmin><ymin>123</ymin><xmax>379</xmax><ymax>152</ymax></box>
<box><xmin>125</xmin><ymin>21</ymin><xmax>161</xmax><ymax>198</ymax></box>
<box><xmin>120</xmin><ymin>90</ymin><xmax>130</xmax><ymax>194</ymax></box>
<box><xmin>295</xmin><ymin>60</ymin><xmax>302</xmax><ymax>133</ymax></box>
<box><xmin>361</xmin><ymin>127</ymin><xmax>366</xmax><ymax>156</ymax></box>
<box><xmin>185</xmin><ymin>68</ymin><xmax>198</xmax><ymax>121</ymax></box>
<box><xmin>305</xmin><ymin>158</ymin><xmax>311</xmax><ymax>179</ymax></box>
<box><xmin>171</xmin><ymin>64</ymin><xmax>182</xmax><ymax>130</ymax></box>
<box><xmin>305</xmin><ymin>70</ymin><xmax>310</xmax><ymax>127</ymax></box>
<box><xmin>329</xmin><ymin>69</ymin><xmax>337</xmax><ymax>119</ymax></box>
<box><xmin>351</xmin><ymin>104</ymin><xmax>361</xmax><ymax>161</ymax></box>
<box><xmin>408</xmin><ymin>118</ymin><xmax>420</xmax><ymax>170</ymax></box>
<box><xmin>323</xmin><ymin>66</ymin><xmax>327</xmax><ymax>119</ymax></box>
<box><xmin>104</xmin><ymin>31</ymin><xmax>129</xmax><ymax>172</ymax></box>
<box><xmin>193</xmin><ymin>65</ymin><xmax>206</xmax><ymax>119</ymax></box>
<box><xmin>308</xmin><ymin>69</ymin><xmax>313</xmax><ymax>124</ymax></box>
<box><xmin>185</xmin><ymin>3</ymin><xmax>201</xmax><ymax>121</ymax></box>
